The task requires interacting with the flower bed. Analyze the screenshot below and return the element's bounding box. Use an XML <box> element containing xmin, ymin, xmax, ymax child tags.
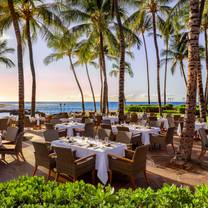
<box><xmin>0</xmin><ymin>176</ymin><xmax>208</xmax><ymax>207</ymax></box>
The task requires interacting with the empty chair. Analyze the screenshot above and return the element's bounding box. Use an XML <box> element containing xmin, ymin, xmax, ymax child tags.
<box><xmin>32</xmin><ymin>141</ymin><xmax>56</xmax><ymax>179</ymax></box>
<box><xmin>98</xmin><ymin>128</ymin><xmax>111</xmax><ymax>140</ymax></box>
<box><xmin>50</xmin><ymin>118</ymin><xmax>61</xmax><ymax>125</ymax></box>
<box><xmin>53</xmin><ymin>146</ymin><xmax>96</xmax><ymax>182</ymax></box>
<box><xmin>116</xmin><ymin>126</ymin><xmax>129</xmax><ymax>132</ymax></box>
<box><xmin>198</xmin><ymin>128</ymin><xmax>208</xmax><ymax>158</ymax></box>
<box><xmin>43</xmin><ymin>129</ymin><xmax>59</xmax><ymax>142</ymax></box>
<box><xmin>130</xmin><ymin>113</ymin><xmax>138</xmax><ymax>123</ymax></box>
<box><xmin>150</xmin><ymin>127</ymin><xmax>175</xmax><ymax>153</ymax></box>
<box><xmin>2</xmin><ymin>127</ymin><xmax>19</xmax><ymax>143</ymax></box>
<box><xmin>116</xmin><ymin>131</ymin><xmax>132</xmax><ymax>149</ymax></box>
<box><xmin>0</xmin><ymin>132</ymin><xmax>25</xmax><ymax>161</ymax></box>
<box><xmin>84</xmin><ymin>123</ymin><xmax>95</xmax><ymax>138</ymax></box>
<box><xmin>0</xmin><ymin>118</ymin><xmax>9</xmax><ymax>131</ymax></box>
<box><xmin>100</xmin><ymin>123</ymin><xmax>112</xmax><ymax>130</ymax></box>
<box><xmin>95</xmin><ymin>115</ymin><xmax>102</xmax><ymax>126</ymax></box>
<box><xmin>45</xmin><ymin>123</ymin><xmax>55</xmax><ymax>130</ymax></box>
<box><xmin>108</xmin><ymin>145</ymin><xmax>149</xmax><ymax>188</ymax></box>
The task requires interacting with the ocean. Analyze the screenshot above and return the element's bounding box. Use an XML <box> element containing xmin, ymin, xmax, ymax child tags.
<box><xmin>0</xmin><ymin>102</ymin><xmax>185</xmax><ymax>115</ymax></box>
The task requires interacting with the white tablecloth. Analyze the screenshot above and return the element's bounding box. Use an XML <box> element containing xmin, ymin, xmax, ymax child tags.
<box><xmin>51</xmin><ymin>138</ymin><xmax>126</xmax><ymax>184</ymax></box>
<box><xmin>158</xmin><ymin>118</ymin><xmax>169</xmax><ymax>129</ymax></box>
<box><xmin>102</xmin><ymin>116</ymin><xmax>119</xmax><ymax>124</ymax></box>
<box><xmin>60</xmin><ymin>117</ymin><xmax>82</xmax><ymax>123</ymax></box>
<box><xmin>177</xmin><ymin>122</ymin><xmax>207</xmax><ymax>136</ymax></box>
<box><xmin>55</xmin><ymin>122</ymin><xmax>85</xmax><ymax>137</ymax></box>
<box><xmin>112</xmin><ymin>125</ymin><xmax>160</xmax><ymax>145</ymax></box>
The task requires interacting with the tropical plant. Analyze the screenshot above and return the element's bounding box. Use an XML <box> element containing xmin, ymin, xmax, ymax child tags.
<box><xmin>44</xmin><ymin>31</ymin><xmax>85</xmax><ymax>113</ymax></box>
<box><xmin>0</xmin><ymin>39</ymin><xmax>15</xmax><ymax>68</ymax></box>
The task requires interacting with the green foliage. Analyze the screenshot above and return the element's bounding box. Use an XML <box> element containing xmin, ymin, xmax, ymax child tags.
<box><xmin>0</xmin><ymin>177</ymin><xmax>208</xmax><ymax>207</ymax></box>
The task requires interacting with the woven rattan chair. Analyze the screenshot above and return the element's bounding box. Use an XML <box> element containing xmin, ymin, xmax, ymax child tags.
<box><xmin>150</xmin><ymin>127</ymin><xmax>175</xmax><ymax>153</ymax></box>
<box><xmin>115</xmin><ymin>131</ymin><xmax>133</xmax><ymax>149</ymax></box>
<box><xmin>116</xmin><ymin>126</ymin><xmax>129</xmax><ymax>132</ymax></box>
<box><xmin>32</xmin><ymin>141</ymin><xmax>56</xmax><ymax>179</ymax></box>
<box><xmin>0</xmin><ymin>132</ymin><xmax>25</xmax><ymax>161</ymax></box>
<box><xmin>43</xmin><ymin>129</ymin><xmax>59</xmax><ymax>142</ymax></box>
<box><xmin>53</xmin><ymin>146</ymin><xmax>96</xmax><ymax>183</ymax></box>
<box><xmin>130</xmin><ymin>113</ymin><xmax>138</xmax><ymax>123</ymax></box>
<box><xmin>0</xmin><ymin>118</ymin><xmax>9</xmax><ymax>131</ymax></box>
<box><xmin>198</xmin><ymin>128</ymin><xmax>208</xmax><ymax>158</ymax></box>
<box><xmin>108</xmin><ymin>145</ymin><xmax>149</xmax><ymax>188</ymax></box>
<box><xmin>2</xmin><ymin>127</ymin><xmax>19</xmax><ymax>144</ymax></box>
<box><xmin>45</xmin><ymin>123</ymin><xmax>55</xmax><ymax>130</ymax></box>
<box><xmin>98</xmin><ymin>128</ymin><xmax>111</xmax><ymax>140</ymax></box>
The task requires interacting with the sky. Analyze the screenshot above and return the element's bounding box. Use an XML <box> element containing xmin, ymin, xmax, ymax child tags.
<box><xmin>0</xmin><ymin>25</ymin><xmax>206</xmax><ymax>103</ymax></box>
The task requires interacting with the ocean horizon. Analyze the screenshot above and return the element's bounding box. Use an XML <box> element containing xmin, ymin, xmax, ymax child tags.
<box><xmin>0</xmin><ymin>101</ymin><xmax>185</xmax><ymax>115</ymax></box>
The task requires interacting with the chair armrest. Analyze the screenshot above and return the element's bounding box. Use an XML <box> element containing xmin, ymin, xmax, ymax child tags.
<box><xmin>74</xmin><ymin>154</ymin><xmax>96</xmax><ymax>164</ymax></box>
<box><xmin>125</xmin><ymin>149</ymin><xmax>134</xmax><ymax>159</ymax></box>
<box><xmin>126</xmin><ymin>143</ymin><xmax>132</xmax><ymax>150</ymax></box>
<box><xmin>108</xmin><ymin>153</ymin><xmax>133</xmax><ymax>164</ymax></box>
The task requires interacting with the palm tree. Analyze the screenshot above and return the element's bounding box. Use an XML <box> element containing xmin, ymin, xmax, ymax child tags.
<box><xmin>161</xmin><ymin>33</ymin><xmax>188</xmax><ymax>86</ymax></box>
<box><xmin>75</xmin><ymin>45</ymin><xmax>98</xmax><ymax>112</ymax></box>
<box><xmin>7</xmin><ymin>0</ymin><xmax>25</xmax><ymax>132</ymax></box>
<box><xmin>0</xmin><ymin>0</ymin><xmax>61</xmax><ymax>117</ymax></box>
<box><xmin>44</xmin><ymin>31</ymin><xmax>85</xmax><ymax>113</ymax></box>
<box><xmin>0</xmin><ymin>39</ymin><xmax>15</xmax><ymax>68</ymax></box>
<box><xmin>177</xmin><ymin>0</ymin><xmax>204</xmax><ymax>161</ymax></box>
<box><xmin>61</xmin><ymin>0</ymin><xmax>117</xmax><ymax>114</ymax></box>
<box><xmin>126</xmin><ymin>11</ymin><xmax>152</xmax><ymax>104</ymax></box>
<box><xmin>132</xmin><ymin>0</ymin><xmax>171</xmax><ymax>116</ymax></box>
<box><xmin>111</xmin><ymin>0</ymin><xmax>126</xmax><ymax>121</ymax></box>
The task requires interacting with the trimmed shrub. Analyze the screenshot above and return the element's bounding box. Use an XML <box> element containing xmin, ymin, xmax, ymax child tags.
<box><xmin>0</xmin><ymin>176</ymin><xmax>208</xmax><ymax>207</ymax></box>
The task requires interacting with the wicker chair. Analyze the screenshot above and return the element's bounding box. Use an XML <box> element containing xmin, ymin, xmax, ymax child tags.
<box><xmin>130</xmin><ymin>113</ymin><xmax>138</xmax><ymax>123</ymax></box>
<box><xmin>2</xmin><ymin>127</ymin><xmax>19</xmax><ymax>143</ymax></box>
<box><xmin>53</xmin><ymin>146</ymin><xmax>96</xmax><ymax>183</ymax></box>
<box><xmin>95</xmin><ymin>115</ymin><xmax>102</xmax><ymax>126</ymax></box>
<box><xmin>74</xmin><ymin>123</ymin><xmax>95</xmax><ymax>138</ymax></box>
<box><xmin>45</xmin><ymin>123</ymin><xmax>55</xmax><ymax>130</ymax></box>
<box><xmin>32</xmin><ymin>141</ymin><xmax>56</xmax><ymax>179</ymax></box>
<box><xmin>100</xmin><ymin>123</ymin><xmax>112</xmax><ymax>130</ymax></box>
<box><xmin>50</xmin><ymin>118</ymin><xmax>61</xmax><ymax>125</ymax></box>
<box><xmin>116</xmin><ymin>126</ymin><xmax>129</xmax><ymax>132</ymax></box>
<box><xmin>108</xmin><ymin>145</ymin><xmax>149</xmax><ymax>188</ymax></box>
<box><xmin>150</xmin><ymin>127</ymin><xmax>175</xmax><ymax>153</ymax></box>
<box><xmin>98</xmin><ymin>128</ymin><xmax>111</xmax><ymax>140</ymax></box>
<box><xmin>116</xmin><ymin>131</ymin><xmax>132</xmax><ymax>149</ymax></box>
<box><xmin>198</xmin><ymin>128</ymin><xmax>208</xmax><ymax>158</ymax></box>
<box><xmin>43</xmin><ymin>129</ymin><xmax>59</xmax><ymax>142</ymax></box>
<box><xmin>0</xmin><ymin>132</ymin><xmax>25</xmax><ymax>161</ymax></box>
<box><xmin>0</xmin><ymin>118</ymin><xmax>9</xmax><ymax>131</ymax></box>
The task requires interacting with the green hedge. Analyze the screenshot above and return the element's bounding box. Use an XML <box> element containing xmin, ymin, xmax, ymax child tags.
<box><xmin>1</xmin><ymin>176</ymin><xmax>208</xmax><ymax>207</ymax></box>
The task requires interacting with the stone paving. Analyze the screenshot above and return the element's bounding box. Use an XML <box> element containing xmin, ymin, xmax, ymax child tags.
<box><xmin>1</xmin><ymin>130</ymin><xmax>208</xmax><ymax>189</ymax></box>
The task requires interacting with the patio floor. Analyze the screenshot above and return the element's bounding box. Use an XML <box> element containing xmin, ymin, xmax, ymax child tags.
<box><xmin>1</xmin><ymin>130</ymin><xmax>208</xmax><ymax>189</ymax></box>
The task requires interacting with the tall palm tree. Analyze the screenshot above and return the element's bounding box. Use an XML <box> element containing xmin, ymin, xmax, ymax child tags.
<box><xmin>161</xmin><ymin>33</ymin><xmax>188</xmax><ymax>86</ymax></box>
<box><xmin>177</xmin><ymin>0</ymin><xmax>204</xmax><ymax>161</ymax></box>
<box><xmin>133</xmin><ymin>0</ymin><xmax>171</xmax><ymax>116</ymax></box>
<box><xmin>0</xmin><ymin>39</ymin><xmax>15</xmax><ymax>68</ymax></box>
<box><xmin>0</xmin><ymin>0</ymin><xmax>61</xmax><ymax>117</ymax></box>
<box><xmin>44</xmin><ymin>31</ymin><xmax>85</xmax><ymax>113</ymax></box>
<box><xmin>126</xmin><ymin>11</ymin><xmax>152</xmax><ymax>104</ymax></box>
<box><xmin>7</xmin><ymin>0</ymin><xmax>25</xmax><ymax>132</ymax></box>
<box><xmin>61</xmin><ymin>0</ymin><xmax>117</xmax><ymax>114</ymax></box>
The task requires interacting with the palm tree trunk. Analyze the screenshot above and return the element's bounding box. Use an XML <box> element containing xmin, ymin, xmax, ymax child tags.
<box><xmin>180</xmin><ymin>61</ymin><xmax>187</xmax><ymax>86</ymax></box>
<box><xmin>26</xmin><ymin>19</ymin><xmax>36</xmax><ymax>117</ymax></box>
<box><xmin>68</xmin><ymin>56</ymin><xmax>85</xmax><ymax>113</ymax></box>
<box><xmin>152</xmin><ymin>12</ymin><xmax>162</xmax><ymax>116</ymax></box>
<box><xmin>85</xmin><ymin>63</ymin><xmax>97</xmax><ymax>112</ymax></box>
<box><xmin>204</xmin><ymin>28</ymin><xmax>208</xmax><ymax>109</ymax></box>
<box><xmin>197</xmin><ymin>62</ymin><xmax>207</xmax><ymax>121</ymax></box>
<box><xmin>99</xmin><ymin>31</ymin><xmax>108</xmax><ymax>114</ymax></box>
<box><xmin>177</xmin><ymin>0</ymin><xmax>200</xmax><ymax>161</ymax></box>
<box><xmin>8</xmin><ymin>0</ymin><xmax>24</xmax><ymax>132</ymax></box>
<box><xmin>114</xmin><ymin>0</ymin><xmax>125</xmax><ymax>122</ymax></box>
<box><xmin>164</xmin><ymin>41</ymin><xmax>168</xmax><ymax>105</ymax></box>
<box><xmin>99</xmin><ymin>53</ymin><xmax>103</xmax><ymax>113</ymax></box>
<box><xmin>142</xmin><ymin>33</ymin><xmax>150</xmax><ymax>105</ymax></box>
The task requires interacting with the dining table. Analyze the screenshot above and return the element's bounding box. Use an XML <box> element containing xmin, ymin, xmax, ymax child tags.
<box><xmin>55</xmin><ymin>122</ymin><xmax>85</xmax><ymax>137</ymax></box>
<box><xmin>51</xmin><ymin>137</ymin><xmax>126</xmax><ymax>184</ymax></box>
<box><xmin>111</xmin><ymin>124</ymin><xmax>160</xmax><ymax>145</ymax></box>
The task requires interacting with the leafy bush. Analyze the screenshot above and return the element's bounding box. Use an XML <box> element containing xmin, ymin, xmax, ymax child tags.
<box><xmin>0</xmin><ymin>176</ymin><xmax>208</xmax><ymax>207</ymax></box>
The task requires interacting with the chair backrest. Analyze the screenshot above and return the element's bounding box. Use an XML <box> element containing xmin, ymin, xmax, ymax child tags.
<box><xmin>116</xmin><ymin>126</ymin><xmax>129</xmax><ymax>132</ymax></box>
<box><xmin>6</xmin><ymin>127</ymin><xmax>19</xmax><ymax>142</ymax></box>
<box><xmin>100</xmin><ymin>123</ymin><xmax>112</xmax><ymax>130</ymax></box>
<box><xmin>45</xmin><ymin>123</ymin><xmax>55</xmax><ymax>130</ymax></box>
<box><xmin>132</xmin><ymin>145</ymin><xmax>149</xmax><ymax>169</ymax></box>
<box><xmin>50</xmin><ymin>118</ymin><xmax>60</xmax><ymax>125</ymax></box>
<box><xmin>32</xmin><ymin>141</ymin><xmax>51</xmax><ymax>166</ymax></box>
<box><xmin>95</xmin><ymin>115</ymin><xmax>102</xmax><ymax>125</ymax></box>
<box><xmin>166</xmin><ymin>127</ymin><xmax>175</xmax><ymax>144</ymax></box>
<box><xmin>130</xmin><ymin>113</ymin><xmax>138</xmax><ymax>123</ymax></box>
<box><xmin>198</xmin><ymin>128</ymin><xmax>208</xmax><ymax>148</ymax></box>
<box><xmin>15</xmin><ymin>132</ymin><xmax>24</xmax><ymax>154</ymax></box>
<box><xmin>98</xmin><ymin>128</ymin><xmax>111</xmax><ymax>140</ymax></box>
<box><xmin>116</xmin><ymin>131</ymin><xmax>132</xmax><ymax>144</ymax></box>
<box><xmin>85</xmin><ymin>122</ymin><xmax>95</xmax><ymax>138</ymax></box>
<box><xmin>43</xmin><ymin>129</ymin><xmax>59</xmax><ymax>142</ymax></box>
<box><xmin>0</xmin><ymin>118</ymin><xmax>9</xmax><ymax>131</ymax></box>
<box><xmin>53</xmin><ymin>146</ymin><xmax>75</xmax><ymax>173</ymax></box>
